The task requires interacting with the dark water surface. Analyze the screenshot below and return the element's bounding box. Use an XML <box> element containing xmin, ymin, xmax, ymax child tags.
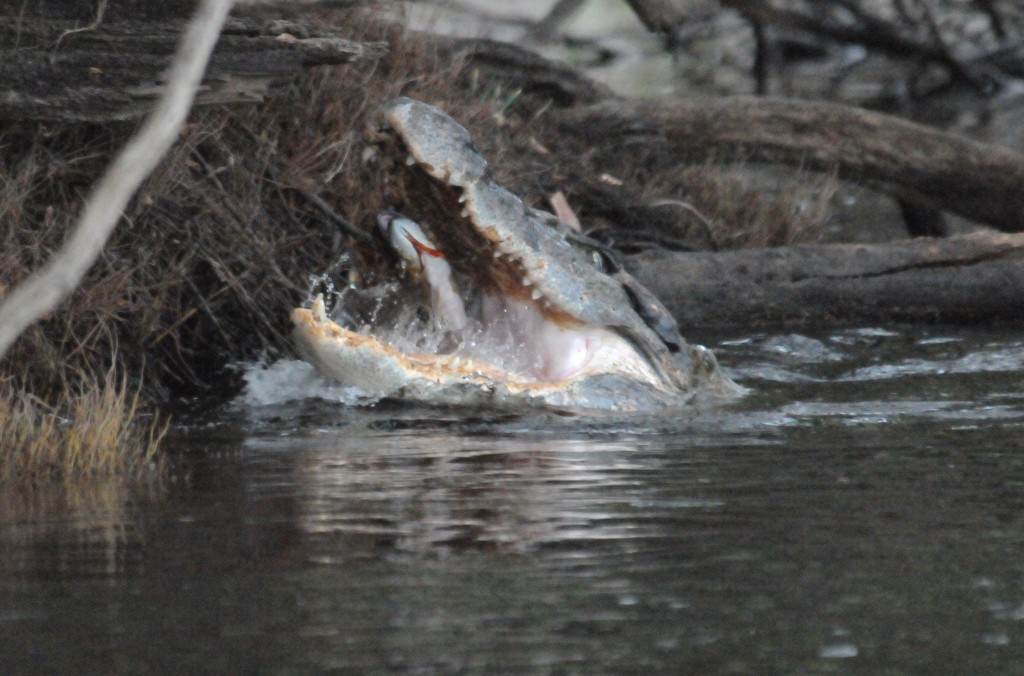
<box><xmin>3</xmin><ymin>327</ymin><xmax>1024</xmax><ymax>674</ymax></box>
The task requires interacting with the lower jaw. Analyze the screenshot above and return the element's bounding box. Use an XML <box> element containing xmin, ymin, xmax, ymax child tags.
<box><xmin>291</xmin><ymin>306</ymin><xmax>681</xmax><ymax>411</ymax></box>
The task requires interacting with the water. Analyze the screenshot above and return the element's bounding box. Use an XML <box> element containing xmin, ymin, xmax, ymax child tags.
<box><xmin>3</xmin><ymin>327</ymin><xmax>1024</xmax><ymax>673</ymax></box>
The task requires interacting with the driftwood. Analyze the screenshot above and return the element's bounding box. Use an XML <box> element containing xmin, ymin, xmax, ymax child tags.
<box><xmin>627</xmin><ymin>231</ymin><xmax>1024</xmax><ymax>327</ymax></box>
<box><xmin>555</xmin><ymin>97</ymin><xmax>1024</xmax><ymax>233</ymax></box>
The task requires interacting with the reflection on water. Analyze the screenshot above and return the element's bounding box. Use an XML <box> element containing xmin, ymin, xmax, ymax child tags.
<box><xmin>0</xmin><ymin>480</ymin><xmax>150</xmax><ymax>580</ymax></box>
<box><xmin>3</xmin><ymin>327</ymin><xmax>1024</xmax><ymax>673</ymax></box>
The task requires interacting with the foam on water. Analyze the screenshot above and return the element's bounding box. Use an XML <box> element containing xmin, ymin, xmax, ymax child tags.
<box><xmin>842</xmin><ymin>344</ymin><xmax>1024</xmax><ymax>381</ymax></box>
<box><xmin>239</xmin><ymin>358</ymin><xmax>383</xmax><ymax>407</ymax></box>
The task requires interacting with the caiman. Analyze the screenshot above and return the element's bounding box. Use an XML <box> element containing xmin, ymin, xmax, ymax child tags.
<box><xmin>291</xmin><ymin>98</ymin><xmax>743</xmax><ymax>411</ymax></box>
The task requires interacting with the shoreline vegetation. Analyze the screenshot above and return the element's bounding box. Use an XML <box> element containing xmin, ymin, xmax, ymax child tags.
<box><xmin>1</xmin><ymin>1</ymin><xmax>1022</xmax><ymax>479</ymax></box>
<box><xmin>1</xmin><ymin>0</ymin><xmax>230</xmax><ymax>483</ymax></box>
<box><xmin>0</xmin><ymin>368</ymin><xmax>166</xmax><ymax>483</ymax></box>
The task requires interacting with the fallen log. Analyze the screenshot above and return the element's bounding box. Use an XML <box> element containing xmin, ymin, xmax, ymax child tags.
<box><xmin>0</xmin><ymin>12</ymin><xmax>385</xmax><ymax>122</ymax></box>
<box><xmin>626</xmin><ymin>231</ymin><xmax>1024</xmax><ymax>327</ymax></box>
<box><xmin>556</xmin><ymin>97</ymin><xmax>1024</xmax><ymax>233</ymax></box>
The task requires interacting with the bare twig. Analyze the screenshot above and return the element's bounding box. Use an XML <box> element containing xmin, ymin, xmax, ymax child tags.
<box><xmin>296</xmin><ymin>187</ymin><xmax>372</xmax><ymax>243</ymax></box>
<box><xmin>723</xmin><ymin>0</ymin><xmax>946</xmax><ymax>70</ymax></box>
<box><xmin>52</xmin><ymin>0</ymin><xmax>108</xmax><ymax>54</ymax></box>
<box><xmin>0</xmin><ymin>0</ymin><xmax>234</xmax><ymax>359</ymax></box>
<box><xmin>729</xmin><ymin>0</ymin><xmax>1000</xmax><ymax>92</ymax></box>
<box><xmin>913</xmin><ymin>0</ymin><xmax>988</xmax><ymax>91</ymax></box>
<box><xmin>233</xmin><ymin>118</ymin><xmax>372</xmax><ymax>243</ymax></box>
<box><xmin>623</xmin><ymin>0</ymin><xmax>687</xmax><ymax>49</ymax></box>
<box><xmin>529</xmin><ymin>0</ymin><xmax>587</xmax><ymax>41</ymax></box>
<box><xmin>648</xmin><ymin>199</ymin><xmax>718</xmax><ymax>248</ymax></box>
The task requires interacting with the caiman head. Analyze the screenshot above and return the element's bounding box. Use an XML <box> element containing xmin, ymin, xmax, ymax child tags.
<box><xmin>291</xmin><ymin>97</ymin><xmax>742</xmax><ymax>411</ymax></box>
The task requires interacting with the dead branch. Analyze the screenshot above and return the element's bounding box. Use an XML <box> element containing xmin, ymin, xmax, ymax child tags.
<box><xmin>719</xmin><ymin>0</ymin><xmax>939</xmax><ymax>61</ymax></box>
<box><xmin>528</xmin><ymin>0</ymin><xmax>587</xmax><ymax>41</ymax></box>
<box><xmin>622</xmin><ymin>0</ymin><xmax>688</xmax><ymax>48</ymax></box>
<box><xmin>0</xmin><ymin>0</ymin><xmax>234</xmax><ymax>358</ymax></box>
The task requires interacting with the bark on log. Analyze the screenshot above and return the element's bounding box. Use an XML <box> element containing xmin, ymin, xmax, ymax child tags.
<box><xmin>555</xmin><ymin>97</ymin><xmax>1024</xmax><ymax>233</ymax></box>
<box><xmin>626</xmin><ymin>232</ymin><xmax>1024</xmax><ymax>327</ymax></box>
<box><xmin>0</xmin><ymin>15</ymin><xmax>385</xmax><ymax>122</ymax></box>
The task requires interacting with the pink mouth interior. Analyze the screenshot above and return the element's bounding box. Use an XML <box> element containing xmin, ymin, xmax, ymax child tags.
<box><xmin>477</xmin><ymin>294</ymin><xmax>596</xmax><ymax>383</ymax></box>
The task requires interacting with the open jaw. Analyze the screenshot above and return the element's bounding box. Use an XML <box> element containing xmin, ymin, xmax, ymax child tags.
<box><xmin>290</xmin><ymin>97</ymin><xmax>742</xmax><ymax>410</ymax></box>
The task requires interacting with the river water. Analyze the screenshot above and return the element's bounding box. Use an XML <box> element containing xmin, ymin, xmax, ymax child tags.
<box><xmin>2</xmin><ymin>326</ymin><xmax>1024</xmax><ymax>673</ymax></box>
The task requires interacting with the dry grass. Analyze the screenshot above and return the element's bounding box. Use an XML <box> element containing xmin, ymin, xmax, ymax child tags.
<box><xmin>0</xmin><ymin>12</ymin><xmax>484</xmax><ymax>479</ymax></box>
<box><xmin>672</xmin><ymin>161</ymin><xmax>836</xmax><ymax>248</ymax></box>
<box><xmin>509</xmin><ymin>131</ymin><xmax>837</xmax><ymax>253</ymax></box>
<box><xmin>0</xmin><ymin>366</ymin><xmax>165</xmax><ymax>483</ymax></box>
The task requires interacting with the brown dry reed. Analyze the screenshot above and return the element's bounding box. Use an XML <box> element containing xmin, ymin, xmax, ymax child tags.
<box><xmin>0</xmin><ymin>366</ymin><xmax>166</xmax><ymax>483</ymax></box>
<box><xmin>0</xmin><ymin>8</ymin><xmax>832</xmax><ymax>479</ymax></box>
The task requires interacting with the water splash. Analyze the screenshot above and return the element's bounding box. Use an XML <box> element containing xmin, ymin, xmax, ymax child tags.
<box><xmin>239</xmin><ymin>359</ymin><xmax>383</xmax><ymax>407</ymax></box>
<box><xmin>317</xmin><ymin>275</ymin><xmax>551</xmax><ymax>382</ymax></box>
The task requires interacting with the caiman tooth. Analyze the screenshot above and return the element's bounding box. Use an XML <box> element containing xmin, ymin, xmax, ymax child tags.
<box><xmin>405</xmin><ymin>154</ymin><xmax>416</xmax><ymax>166</ymax></box>
<box><xmin>522</xmin><ymin>276</ymin><xmax>532</xmax><ymax>286</ymax></box>
<box><xmin>460</xmin><ymin>208</ymin><xmax>470</xmax><ymax>218</ymax></box>
<box><xmin>531</xmin><ymin>289</ymin><xmax>542</xmax><ymax>300</ymax></box>
<box><xmin>312</xmin><ymin>294</ymin><xmax>327</xmax><ymax>322</ymax></box>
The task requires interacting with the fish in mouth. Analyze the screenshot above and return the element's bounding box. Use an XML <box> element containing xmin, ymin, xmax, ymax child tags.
<box><xmin>291</xmin><ymin>97</ymin><xmax>743</xmax><ymax>410</ymax></box>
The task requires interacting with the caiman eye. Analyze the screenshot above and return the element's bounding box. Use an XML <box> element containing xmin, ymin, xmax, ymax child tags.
<box><xmin>592</xmin><ymin>248</ymin><xmax>621</xmax><ymax>274</ymax></box>
<box><xmin>566</xmin><ymin>232</ymin><xmax>623</xmax><ymax>275</ymax></box>
<box><xmin>583</xmin><ymin>242</ymin><xmax>622</xmax><ymax>275</ymax></box>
